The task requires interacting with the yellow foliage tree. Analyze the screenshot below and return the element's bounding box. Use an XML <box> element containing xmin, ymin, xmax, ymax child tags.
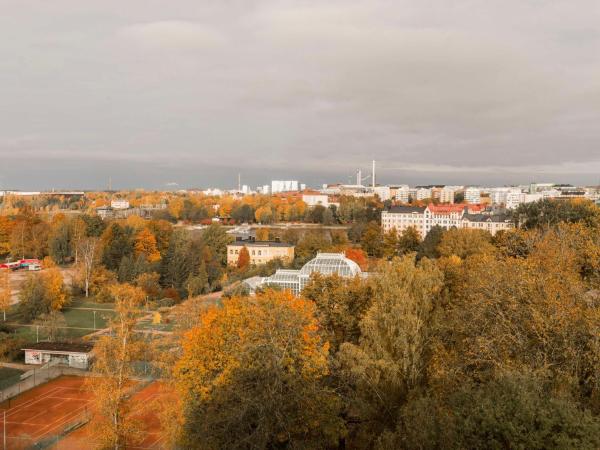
<box><xmin>134</xmin><ymin>228</ymin><xmax>161</xmax><ymax>262</ymax></box>
<box><xmin>41</xmin><ymin>268</ymin><xmax>69</xmax><ymax>310</ymax></box>
<box><xmin>89</xmin><ymin>283</ymin><xmax>146</xmax><ymax>449</ymax></box>
<box><xmin>0</xmin><ymin>269</ymin><xmax>11</xmax><ymax>321</ymax></box>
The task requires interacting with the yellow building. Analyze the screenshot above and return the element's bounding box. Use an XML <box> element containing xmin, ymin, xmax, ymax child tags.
<box><xmin>227</xmin><ymin>241</ymin><xmax>295</xmax><ymax>266</ymax></box>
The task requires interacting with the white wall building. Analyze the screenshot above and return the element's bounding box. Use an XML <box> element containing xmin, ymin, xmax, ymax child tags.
<box><xmin>440</xmin><ymin>187</ymin><xmax>455</xmax><ymax>204</ymax></box>
<box><xmin>110</xmin><ymin>199</ymin><xmax>130</xmax><ymax>210</ymax></box>
<box><xmin>382</xmin><ymin>204</ymin><xmax>513</xmax><ymax>237</ymax></box>
<box><xmin>373</xmin><ymin>186</ymin><xmax>391</xmax><ymax>201</ymax></box>
<box><xmin>464</xmin><ymin>187</ymin><xmax>481</xmax><ymax>204</ymax></box>
<box><xmin>302</xmin><ymin>193</ymin><xmax>330</xmax><ymax>207</ymax></box>
<box><xmin>415</xmin><ymin>188</ymin><xmax>432</xmax><ymax>201</ymax></box>
<box><xmin>271</xmin><ymin>180</ymin><xmax>299</xmax><ymax>193</ymax></box>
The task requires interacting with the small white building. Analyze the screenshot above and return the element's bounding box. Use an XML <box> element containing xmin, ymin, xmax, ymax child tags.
<box><xmin>111</xmin><ymin>199</ymin><xmax>130</xmax><ymax>210</ymax></box>
<box><xmin>302</xmin><ymin>193</ymin><xmax>330</xmax><ymax>207</ymax></box>
<box><xmin>23</xmin><ymin>343</ymin><xmax>94</xmax><ymax>370</ymax></box>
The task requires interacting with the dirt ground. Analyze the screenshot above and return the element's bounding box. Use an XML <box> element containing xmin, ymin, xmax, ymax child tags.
<box><xmin>5</xmin><ymin>266</ymin><xmax>76</xmax><ymax>305</ymax></box>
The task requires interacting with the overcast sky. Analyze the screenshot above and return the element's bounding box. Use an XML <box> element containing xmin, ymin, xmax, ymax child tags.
<box><xmin>1</xmin><ymin>0</ymin><xmax>599</xmax><ymax>190</ymax></box>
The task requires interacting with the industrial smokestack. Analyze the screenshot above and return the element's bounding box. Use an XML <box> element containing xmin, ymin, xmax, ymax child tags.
<box><xmin>372</xmin><ymin>160</ymin><xmax>376</xmax><ymax>188</ymax></box>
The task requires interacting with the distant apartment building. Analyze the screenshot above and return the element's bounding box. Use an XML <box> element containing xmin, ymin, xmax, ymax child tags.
<box><xmin>110</xmin><ymin>199</ymin><xmax>130</xmax><ymax>209</ymax></box>
<box><xmin>227</xmin><ymin>241</ymin><xmax>295</xmax><ymax>266</ymax></box>
<box><xmin>415</xmin><ymin>188</ymin><xmax>432</xmax><ymax>201</ymax></box>
<box><xmin>439</xmin><ymin>187</ymin><xmax>455</xmax><ymax>204</ymax></box>
<box><xmin>373</xmin><ymin>186</ymin><xmax>391</xmax><ymax>201</ymax></box>
<box><xmin>302</xmin><ymin>192</ymin><xmax>330</xmax><ymax>207</ymax></box>
<box><xmin>381</xmin><ymin>204</ymin><xmax>513</xmax><ymax>237</ymax></box>
<box><xmin>271</xmin><ymin>180</ymin><xmax>299</xmax><ymax>193</ymax></box>
<box><xmin>391</xmin><ymin>185</ymin><xmax>410</xmax><ymax>203</ymax></box>
<box><xmin>464</xmin><ymin>187</ymin><xmax>481</xmax><ymax>204</ymax></box>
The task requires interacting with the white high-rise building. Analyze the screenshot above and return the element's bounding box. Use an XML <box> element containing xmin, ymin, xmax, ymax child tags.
<box><xmin>465</xmin><ymin>187</ymin><xmax>481</xmax><ymax>204</ymax></box>
<box><xmin>393</xmin><ymin>185</ymin><xmax>410</xmax><ymax>203</ymax></box>
<box><xmin>440</xmin><ymin>187</ymin><xmax>455</xmax><ymax>204</ymax></box>
<box><xmin>415</xmin><ymin>188</ymin><xmax>432</xmax><ymax>201</ymax></box>
<box><xmin>373</xmin><ymin>186</ymin><xmax>391</xmax><ymax>201</ymax></box>
<box><xmin>271</xmin><ymin>180</ymin><xmax>299</xmax><ymax>193</ymax></box>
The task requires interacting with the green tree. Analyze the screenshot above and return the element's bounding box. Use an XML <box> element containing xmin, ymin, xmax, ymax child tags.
<box><xmin>338</xmin><ymin>256</ymin><xmax>443</xmax><ymax>446</ymax></box>
<box><xmin>302</xmin><ymin>273</ymin><xmax>373</xmax><ymax>351</ymax></box>
<box><xmin>417</xmin><ymin>225</ymin><xmax>444</xmax><ymax>259</ymax></box>
<box><xmin>360</xmin><ymin>221</ymin><xmax>384</xmax><ymax>257</ymax></box>
<box><xmin>201</xmin><ymin>224</ymin><xmax>232</xmax><ymax>266</ymax></box>
<box><xmin>398</xmin><ymin>226</ymin><xmax>421</xmax><ymax>255</ymax></box>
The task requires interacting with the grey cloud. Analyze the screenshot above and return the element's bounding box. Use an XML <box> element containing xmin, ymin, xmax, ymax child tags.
<box><xmin>1</xmin><ymin>0</ymin><xmax>599</xmax><ymax>189</ymax></box>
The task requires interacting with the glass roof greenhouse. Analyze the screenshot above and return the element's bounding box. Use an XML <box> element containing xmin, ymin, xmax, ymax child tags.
<box><xmin>252</xmin><ymin>252</ymin><xmax>366</xmax><ymax>295</ymax></box>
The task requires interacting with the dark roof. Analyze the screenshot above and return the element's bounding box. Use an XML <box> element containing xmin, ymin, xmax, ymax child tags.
<box><xmin>22</xmin><ymin>342</ymin><xmax>94</xmax><ymax>353</ymax></box>
<box><xmin>386</xmin><ymin>206</ymin><xmax>426</xmax><ymax>214</ymax></box>
<box><xmin>228</xmin><ymin>241</ymin><xmax>294</xmax><ymax>248</ymax></box>
<box><xmin>463</xmin><ymin>213</ymin><xmax>512</xmax><ymax>223</ymax></box>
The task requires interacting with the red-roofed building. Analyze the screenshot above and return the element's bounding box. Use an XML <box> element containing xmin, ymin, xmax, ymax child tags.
<box><xmin>382</xmin><ymin>203</ymin><xmax>513</xmax><ymax>237</ymax></box>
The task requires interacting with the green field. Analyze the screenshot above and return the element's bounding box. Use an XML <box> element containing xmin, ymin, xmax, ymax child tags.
<box><xmin>0</xmin><ymin>367</ymin><xmax>24</xmax><ymax>390</ymax></box>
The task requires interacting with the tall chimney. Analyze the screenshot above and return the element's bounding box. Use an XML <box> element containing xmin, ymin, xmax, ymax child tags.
<box><xmin>372</xmin><ymin>160</ymin><xmax>376</xmax><ymax>188</ymax></box>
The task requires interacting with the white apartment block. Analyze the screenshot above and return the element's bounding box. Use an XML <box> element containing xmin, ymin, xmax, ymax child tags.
<box><xmin>373</xmin><ymin>186</ymin><xmax>392</xmax><ymax>201</ymax></box>
<box><xmin>415</xmin><ymin>188</ymin><xmax>432</xmax><ymax>201</ymax></box>
<box><xmin>393</xmin><ymin>185</ymin><xmax>410</xmax><ymax>203</ymax></box>
<box><xmin>302</xmin><ymin>193</ymin><xmax>330</xmax><ymax>207</ymax></box>
<box><xmin>439</xmin><ymin>187</ymin><xmax>455</xmax><ymax>204</ymax></box>
<box><xmin>382</xmin><ymin>204</ymin><xmax>513</xmax><ymax>237</ymax></box>
<box><xmin>271</xmin><ymin>180</ymin><xmax>299</xmax><ymax>193</ymax></box>
<box><xmin>464</xmin><ymin>187</ymin><xmax>481</xmax><ymax>204</ymax></box>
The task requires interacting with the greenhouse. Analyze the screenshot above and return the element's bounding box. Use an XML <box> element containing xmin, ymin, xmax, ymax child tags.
<box><xmin>255</xmin><ymin>252</ymin><xmax>365</xmax><ymax>295</ymax></box>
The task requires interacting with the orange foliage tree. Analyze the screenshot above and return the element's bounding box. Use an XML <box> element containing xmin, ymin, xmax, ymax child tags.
<box><xmin>236</xmin><ymin>246</ymin><xmax>250</xmax><ymax>270</ymax></box>
<box><xmin>172</xmin><ymin>290</ymin><xmax>344</xmax><ymax>448</ymax></box>
<box><xmin>134</xmin><ymin>228</ymin><xmax>161</xmax><ymax>262</ymax></box>
<box><xmin>345</xmin><ymin>247</ymin><xmax>368</xmax><ymax>270</ymax></box>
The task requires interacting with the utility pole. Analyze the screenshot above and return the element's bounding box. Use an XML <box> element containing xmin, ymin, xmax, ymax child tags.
<box><xmin>93</xmin><ymin>311</ymin><xmax>96</xmax><ymax>330</ymax></box>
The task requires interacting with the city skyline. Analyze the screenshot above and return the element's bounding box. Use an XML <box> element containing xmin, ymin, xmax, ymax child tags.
<box><xmin>2</xmin><ymin>1</ymin><xmax>600</xmax><ymax>189</ymax></box>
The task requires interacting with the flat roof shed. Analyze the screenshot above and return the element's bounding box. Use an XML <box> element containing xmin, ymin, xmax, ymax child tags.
<box><xmin>22</xmin><ymin>342</ymin><xmax>94</xmax><ymax>370</ymax></box>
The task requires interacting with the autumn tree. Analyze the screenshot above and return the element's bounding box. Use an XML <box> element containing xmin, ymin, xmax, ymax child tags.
<box><xmin>90</xmin><ymin>283</ymin><xmax>146</xmax><ymax>449</ymax></box>
<box><xmin>0</xmin><ymin>216</ymin><xmax>14</xmax><ymax>257</ymax></box>
<box><xmin>398</xmin><ymin>226</ymin><xmax>421</xmax><ymax>255</ymax></box>
<box><xmin>0</xmin><ymin>269</ymin><xmax>11</xmax><ymax>320</ymax></box>
<box><xmin>382</xmin><ymin>228</ymin><xmax>399</xmax><ymax>258</ymax></box>
<box><xmin>134</xmin><ymin>228</ymin><xmax>161</xmax><ymax>262</ymax></box>
<box><xmin>78</xmin><ymin>237</ymin><xmax>99</xmax><ymax>298</ymax></box>
<box><xmin>302</xmin><ymin>273</ymin><xmax>373</xmax><ymax>350</ymax></box>
<box><xmin>236</xmin><ymin>246</ymin><xmax>250</xmax><ymax>270</ymax></box>
<box><xmin>360</xmin><ymin>221</ymin><xmax>384</xmax><ymax>257</ymax></box>
<box><xmin>255</xmin><ymin>227</ymin><xmax>270</xmax><ymax>241</ymax></box>
<box><xmin>173</xmin><ymin>290</ymin><xmax>344</xmax><ymax>449</ymax></box>
<box><xmin>345</xmin><ymin>247</ymin><xmax>368</xmax><ymax>271</ymax></box>
<box><xmin>42</xmin><ymin>267</ymin><xmax>69</xmax><ymax>310</ymax></box>
<box><xmin>437</xmin><ymin>228</ymin><xmax>495</xmax><ymax>259</ymax></box>
<box><xmin>338</xmin><ymin>256</ymin><xmax>443</xmax><ymax>446</ymax></box>
<box><xmin>33</xmin><ymin>310</ymin><xmax>67</xmax><ymax>342</ymax></box>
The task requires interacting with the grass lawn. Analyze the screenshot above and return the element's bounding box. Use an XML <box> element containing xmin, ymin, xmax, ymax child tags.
<box><xmin>0</xmin><ymin>367</ymin><xmax>24</xmax><ymax>390</ymax></box>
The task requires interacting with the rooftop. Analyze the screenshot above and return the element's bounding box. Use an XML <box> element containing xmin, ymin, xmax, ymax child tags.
<box><xmin>387</xmin><ymin>206</ymin><xmax>427</xmax><ymax>214</ymax></box>
<box><xmin>228</xmin><ymin>241</ymin><xmax>294</xmax><ymax>248</ymax></box>
<box><xmin>22</xmin><ymin>342</ymin><xmax>94</xmax><ymax>353</ymax></box>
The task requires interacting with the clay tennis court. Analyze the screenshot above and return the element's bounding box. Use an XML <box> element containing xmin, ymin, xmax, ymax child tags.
<box><xmin>0</xmin><ymin>376</ymin><xmax>92</xmax><ymax>449</ymax></box>
<box><xmin>56</xmin><ymin>381</ymin><xmax>168</xmax><ymax>450</ymax></box>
